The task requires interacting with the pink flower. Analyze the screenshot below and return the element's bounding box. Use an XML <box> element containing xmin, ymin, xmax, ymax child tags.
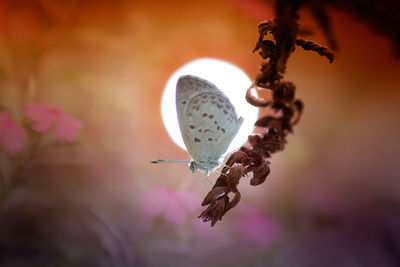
<box><xmin>24</xmin><ymin>102</ymin><xmax>83</xmax><ymax>142</ymax></box>
<box><xmin>234</xmin><ymin>205</ymin><xmax>281</xmax><ymax>246</ymax></box>
<box><xmin>0</xmin><ymin>110</ymin><xmax>27</xmax><ymax>155</ymax></box>
<box><xmin>141</xmin><ymin>187</ymin><xmax>201</xmax><ymax>226</ymax></box>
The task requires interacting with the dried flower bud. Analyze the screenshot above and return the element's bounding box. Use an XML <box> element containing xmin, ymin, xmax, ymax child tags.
<box><xmin>201</xmin><ymin>186</ymin><xmax>227</xmax><ymax>206</ymax></box>
<box><xmin>259</xmin><ymin>40</ymin><xmax>276</xmax><ymax>59</ymax></box>
<box><xmin>249</xmin><ymin>160</ymin><xmax>271</xmax><ymax>186</ymax></box>
<box><xmin>273</xmin><ymin>82</ymin><xmax>296</xmax><ymax>102</ymax></box>
<box><xmin>198</xmin><ymin>197</ymin><xmax>228</xmax><ymax>226</ymax></box>
<box><xmin>246</xmin><ymin>87</ymin><xmax>272</xmax><ymax>107</ymax></box>
<box><xmin>226</xmin><ymin>165</ymin><xmax>246</xmax><ymax>190</ymax></box>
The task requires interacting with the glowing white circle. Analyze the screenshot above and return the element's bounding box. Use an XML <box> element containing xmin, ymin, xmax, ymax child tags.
<box><xmin>161</xmin><ymin>58</ymin><xmax>258</xmax><ymax>154</ymax></box>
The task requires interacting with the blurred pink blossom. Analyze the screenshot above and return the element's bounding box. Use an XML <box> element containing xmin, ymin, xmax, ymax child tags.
<box><xmin>234</xmin><ymin>205</ymin><xmax>282</xmax><ymax>246</ymax></box>
<box><xmin>141</xmin><ymin>187</ymin><xmax>201</xmax><ymax>226</ymax></box>
<box><xmin>301</xmin><ymin>186</ymin><xmax>343</xmax><ymax>217</ymax></box>
<box><xmin>24</xmin><ymin>102</ymin><xmax>83</xmax><ymax>142</ymax></box>
<box><xmin>0</xmin><ymin>110</ymin><xmax>27</xmax><ymax>155</ymax></box>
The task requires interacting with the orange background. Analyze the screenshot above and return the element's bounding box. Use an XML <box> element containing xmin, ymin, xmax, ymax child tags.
<box><xmin>0</xmin><ymin>0</ymin><xmax>399</xmax><ymax>265</ymax></box>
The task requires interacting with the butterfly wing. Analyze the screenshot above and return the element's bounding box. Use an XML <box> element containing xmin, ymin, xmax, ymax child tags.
<box><xmin>176</xmin><ymin>75</ymin><xmax>243</xmax><ymax>169</ymax></box>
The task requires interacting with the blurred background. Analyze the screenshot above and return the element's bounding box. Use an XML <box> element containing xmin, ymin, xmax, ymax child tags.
<box><xmin>0</xmin><ymin>0</ymin><xmax>399</xmax><ymax>266</ymax></box>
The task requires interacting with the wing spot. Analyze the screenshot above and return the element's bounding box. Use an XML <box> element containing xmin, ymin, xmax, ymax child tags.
<box><xmin>202</xmin><ymin>113</ymin><xmax>208</xmax><ymax>117</ymax></box>
<box><xmin>217</xmin><ymin>126</ymin><xmax>220</xmax><ymax>130</ymax></box>
<box><xmin>189</xmin><ymin>125</ymin><xmax>196</xmax><ymax>129</ymax></box>
<box><xmin>203</xmin><ymin>129</ymin><xmax>212</xmax><ymax>133</ymax></box>
<box><xmin>208</xmin><ymin>114</ymin><xmax>214</xmax><ymax>119</ymax></box>
<box><xmin>217</xmin><ymin>104</ymin><xmax>223</xmax><ymax>109</ymax></box>
<box><xmin>225</xmin><ymin>104</ymin><xmax>231</xmax><ymax>109</ymax></box>
<box><xmin>202</xmin><ymin>94</ymin><xmax>208</xmax><ymax>99</ymax></box>
<box><xmin>208</xmin><ymin>138</ymin><xmax>213</xmax><ymax>141</ymax></box>
<box><xmin>223</xmin><ymin>109</ymin><xmax>228</xmax><ymax>115</ymax></box>
<box><xmin>221</xmin><ymin>128</ymin><xmax>225</xmax><ymax>133</ymax></box>
<box><xmin>214</xmin><ymin>121</ymin><xmax>217</xmax><ymax>124</ymax></box>
<box><xmin>211</xmin><ymin>95</ymin><xmax>216</xmax><ymax>100</ymax></box>
<box><xmin>181</xmin><ymin>101</ymin><xmax>187</xmax><ymax>105</ymax></box>
<box><xmin>194</xmin><ymin>137</ymin><xmax>201</xmax><ymax>143</ymax></box>
<box><xmin>198</xmin><ymin>129</ymin><xmax>202</xmax><ymax>133</ymax></box>
<box><xmin>218</xmin><ymin>98</ymin><xmax>224</xmax><ymax>103</ymax></box>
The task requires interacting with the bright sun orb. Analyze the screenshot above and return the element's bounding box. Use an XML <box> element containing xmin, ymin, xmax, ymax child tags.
<box><xmin>161</xmin><ymin>58</ymin><xmax>258</xmax><ymax>154</ymax></box>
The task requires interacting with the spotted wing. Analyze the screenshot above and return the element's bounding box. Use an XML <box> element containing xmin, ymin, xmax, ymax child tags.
<box><xmin>176</xmin><ymin>75</ymin><xmax>243</xmax><ymax>166</ymax></box>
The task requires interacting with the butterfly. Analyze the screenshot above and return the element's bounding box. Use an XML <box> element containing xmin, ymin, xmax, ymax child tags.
<box><xmin>152</xmin><ymin>75</ymin><xmax>243</xmax><ymax>177</ymax></box>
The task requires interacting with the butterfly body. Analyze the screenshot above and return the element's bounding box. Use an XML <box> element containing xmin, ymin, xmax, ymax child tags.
<box><xmin>176</xmin><ymin>75</ymin><xmax>244</xmax><ymax>173</ymax></box>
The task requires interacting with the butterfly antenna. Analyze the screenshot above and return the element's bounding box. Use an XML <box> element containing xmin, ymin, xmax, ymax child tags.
<box><xmin>150</xmin><ymin>159</ymin><xmax>190</xmax><ymax>164</ymax></box>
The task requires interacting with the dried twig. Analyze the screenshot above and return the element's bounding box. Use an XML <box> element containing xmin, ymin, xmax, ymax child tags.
<box><xmin>199</xmin><ymin>2</ymin><xmax>334</xmax><ymax>226</ymax></box>
<box><xmin>295</xmin><ymin>39</ymin><xmax>334</xmax><ymax>63</ymax></box>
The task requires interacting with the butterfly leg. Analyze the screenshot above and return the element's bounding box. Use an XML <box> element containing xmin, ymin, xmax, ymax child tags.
<box><xmin>221</xmin><ymin>163</ymin><xmax>231</xmax><ymax>169</ymax></box>
<box><xmin>201</xmin><ymin>171</ymin><xmax>215</xmax><ymax>191</ymax></box>
<box><xmin>205</xmin><ymin>173</ymin><xmax>215</xmax><ymax>186</ymax></box>
<box><xmin>202</xmin><ymin>172</ymin><xmax>210</xmax><ymax>191</ymax></box>
<box><xmin>212</xmin><ymin>170</ymin><xmax>228</xmax><ymax>177</ymax></box>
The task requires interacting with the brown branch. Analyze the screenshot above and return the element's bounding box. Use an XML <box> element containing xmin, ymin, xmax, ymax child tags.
<box><xmin>295</xmin><ymin>39</ymin><xmax>334</xmax><ymax>63</ymax></box>
<box><xmin>245</xmin><ymin>87</ymin><xmax>272</xmax><ymax>107</ymax></box>
<box><xmin>199</xmin><ymin>2</ymin><xmax>334</xmax><ymax>226</ymax></box>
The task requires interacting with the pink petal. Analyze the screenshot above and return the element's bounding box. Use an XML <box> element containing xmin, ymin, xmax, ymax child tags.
<box><xmin>193</xmin><ymin>218</ymin><xmax>232</xmax><ymax>246</ymax></box>
<box><xmin>235</xmin><ymin>206</ymin><xmax>281</xmax><ymax>246</ymax></box>
<box><xmin>302</xmin><ymin>186</ymin><xmax>343</xmax><ymax>217</ymax></box>
<box><xmin>163</xmin><ymin>196</ymin><xmax>186</xmax><ymax>226</ymax></box>
<box><xmin>141</xmin><ymin>187</ymin><xmax>170</xmax><ymax>217</ymax></box>
<box><xmin>141</xmin><ymin>187</ymin><xmax>196</xmax><ymax>226</ymax></box>
<box><xmin>0</xmin><ymin>112</ymin><xmax>8</xmax><ymax>130</ymax></box>
<box><xmin>0</xmin><ymin>111</ymin><xmax>26</xmax><ymax>155</ymax></box>
<box><xmin>193</xmin><ymin>218</ymin><xmax>214</xmax><ymax>240</ymax></box>
<box><xmin>175</xmin><ymin>191</ymin><xmax>201</xmax><ymax>212</ymax></box>
<box><xmin>54</xmin><ymin>110</ymin><xmax>83</xmax><ymax>142</ymax></box>
<box><xmin>24</xmin><ymin>102</ymin><xmax>54</xmax><ymax>133</ymax></box>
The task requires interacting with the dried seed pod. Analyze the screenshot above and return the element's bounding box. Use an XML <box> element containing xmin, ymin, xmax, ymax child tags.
<box><xmin>199</xmin><ymin>4</ymin><xmax>333</xmax><ymax>226</ymax></box>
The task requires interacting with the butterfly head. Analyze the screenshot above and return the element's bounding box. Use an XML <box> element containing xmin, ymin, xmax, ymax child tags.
<box><xmin>189</xmin><ymin>159</ymin><xmax>220</xmax><ymax>173</ymax></box>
